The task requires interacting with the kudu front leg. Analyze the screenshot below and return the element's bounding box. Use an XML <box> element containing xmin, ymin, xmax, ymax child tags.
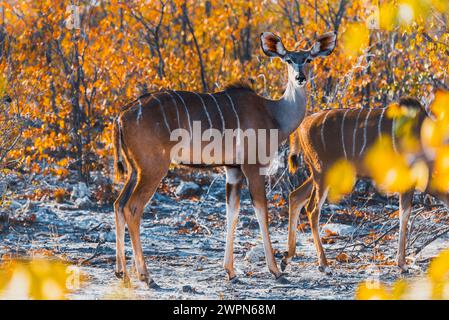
<box><xmin>281</xmin><ymin>177</ymin><xmax>313</xmax><ymax>271</ymax></box>
<box><xmin>242</xmin><ymin>165</ymin><xmax>287</xmax><ymax>283</ymax></box>
<box><xmin>307</xmin><ymin>183</ymin><xmax>331</xmax><ymax>275</ymax></box>
<box><xmin>397</xmin><ymin>190</ymin><xmax>414</xmax><ymax>273</ymax></box>
<box><xmin>223</xmin><ymin>167</ymin><xmax>244</xmax><ymax>282</ymax></box>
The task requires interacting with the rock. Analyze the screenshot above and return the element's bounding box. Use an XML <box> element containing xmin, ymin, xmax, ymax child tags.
<box><xmin>78</xmin><ymin>217</ymin><xmax>101</xmax><ymax>230</ymax></box>
<box><xmin>385</xmin><ymin>204</ymin><xmax>399</xmax><ymax>210</ymax></box>
<box><xmin>35</xmin><ymin>208</ymin><xmax>58</xmax><ymax>223</ymax></box>
<box><xmin>75</xmin><ymin>196</ymin><xmax>93</xmax><ymax>209</ymax></box>
<box><xmin>182</xmin><ymin>285</ymin><xmax>197</xmax><ymax>294</ymax></box>
<box><xmin>71</xmin><ymin>182</ymin><xmax>90</xmax><ymax>200</ymax></box>
<box><xmin>241</xmin><ymin>216</ymin><xmax>259</xmax><ymax>230</ymax></box>
<box><xmin>322</xmin><ymin>223</ymin><xmax>355</xmax><ymax>237</ymax></box>
<box><xmin>326</xmin><ymin>204</ymin><xmax>342</xmax><ymax>211</ymax></box>
<box><xmin>100</xmin><ymin>231</ymin><xmax>116</xmax><ymax>242</ymax></box>
<box><xmin>245</xmin><ymin>245</ymin><xmax>265</xmax><ymax>263</ymax></box>
<box><xmin>175</xmin><ymin>181</ymin><xmax>201</xmax><ymax>198</ymax></box>
<box><xmin>152</xmin><ymin>192</ymin><xmax>176</xmax><ymax>205</ymax></box>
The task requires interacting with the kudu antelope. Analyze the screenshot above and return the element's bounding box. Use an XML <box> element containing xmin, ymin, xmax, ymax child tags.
<box><xmin>112</xmin><ymin>32</ymin><xmax>337</xmax><ymax>287</ymax></box>
<box><xmin>282</xmin><ymin>97</ymin><xmax>436</xmax><ymax>274</ymax></box>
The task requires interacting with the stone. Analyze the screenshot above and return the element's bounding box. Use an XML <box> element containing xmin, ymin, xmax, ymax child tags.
<box><xmin>322</xmin><ymin>223</ymin><xmax>355</xmax><ymax>237</ymax></box>
<box><xmin>35</xmin><ymin>208</ymin><xmax>58</xmax><ymax>223</ymax></box>
<box><xmin>71</xmin><ymin>182</ymin><xmax>90</xmax><ymax>200</ymax></box>
<box><xmin>100</xmin><ymin>231</ymin><xmax>116</xmax><ymax>242</ymax></box>
<box><xmin>182</xmin><ymin>285</ymin><xmax>197</xmax><ymax>293</ymax></box>
<box><xmin>245</xmin><ymin>245</ymin><xmax>265</xmax><ymax>263</ymax></box>
<box><xmin>175</xmin><ymin>181</ymin><xmax>201</xmax><ymax>198</ymax></box>
<box><xmin>75</xmin><ymin>196</ymin><xmax>93</xmax><ymax>209</ymax></box>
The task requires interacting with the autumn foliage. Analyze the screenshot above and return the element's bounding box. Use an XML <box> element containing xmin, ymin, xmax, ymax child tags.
<box><xmin>0</xmin><ymin>0</ymin><xmax>448</xmax><ymax>183</ymax></box>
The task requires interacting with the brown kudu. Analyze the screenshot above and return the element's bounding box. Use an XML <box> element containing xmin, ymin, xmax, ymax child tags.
<box><xmin>281</xmin><ymin>97</ymin><xmax>446</xmax><ymax>274</ymax></box>
<box><xmin>112</xmin><ymin>32</ymin><xmax>337</xmax><ymax>287</ymax></box>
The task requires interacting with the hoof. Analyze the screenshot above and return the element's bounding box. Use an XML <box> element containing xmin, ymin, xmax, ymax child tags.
<box><xmin>115</xmin><ymin>271</ymin><xmax>125</xmax><ymax>279</ymax></box>
<box><xmin>318</xmin><ymin>265</ymin><xmax>332</xmax><ymax>275</ymax></box>
<box><xmin>275</xmin><ymin>274</ymin><xmax>290</xmax><ymax>284</ymax></box>
<box><xmin>148</xmin><ymin>279</ymin><xmax>161</xmax><ymax>290</ymax></box>
<box><xmin>280</xmin><ymin>260</ymin><xmax>287</xmax><ymax>272</ymax></box>
<box><xmin>281</xmin><ymin>252</ymin><xmax>290</xmax><ymax>272</ymax></box>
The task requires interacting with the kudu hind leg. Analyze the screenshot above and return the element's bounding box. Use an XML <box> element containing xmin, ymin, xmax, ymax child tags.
<box><xmin>223</xmin><ymin>167</ymin><xmax>244</xmax><ymax>281</ymax></box>
<box><xmin>113</xmin><ymin>170</ymin><xmax>137</xmax><ymax>281</ymax></box>
<box><xmin>281</xmin><ymin>177</ymin><xmax>314</xmax><ymax>271</ymax></box>
<box><xmin>397</xmin><ymin>190</ymin><xmax>414</xmax><ymax>273</ymax></box>
<box><xmin>307</xmin><ymin>182</ymin><xmax>331</xmax><ymax>275</ymax></box>
<box><xmin>123</xmin><ymin>167</ymin><xmax>168</xmax><ymax>288</ymax></box>
<box><xmin>242</xmin><ymin>165</ymin><xmax>285</xmax><ymax>282</ymax></box>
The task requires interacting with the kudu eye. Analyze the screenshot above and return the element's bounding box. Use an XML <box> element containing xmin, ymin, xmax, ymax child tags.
<box><xmin>285</xmin><ymin>58</ymin><xmax>292</xmax><ymax>64</ymax></box>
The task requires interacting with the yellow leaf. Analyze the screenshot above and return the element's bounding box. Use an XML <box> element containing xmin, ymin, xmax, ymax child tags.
<box><xmin>410</xmin><ymin>160</ymin><xmax>429</xmax><ymax>192</ymax></box>
<box><xmin>364</xmin><ymin>135</ymin><xmax>414</xmax><ymax>193</ymax></box>
<box><xmin>325</xmin><ymin>159</ymin><xmax>356</xmax><ymax>203</ymax></box>
<box><xmin>431</xmin><ymin>146</ymin><xmax>449</xmax><ymax>193</ymax></box>
<box><xmin>428</xmin><ymin>249</ymin><xmax>449</xmax><ymax>299</ymax></box>
<box><xmin>379</xmin><ymin>2</ymin><xmax>397</xmax><ymax>31</ymax></box>
<box><xmin>342</xmin><ymin>23</ymin><xmax>370</xmax><ymax>56</ymax></box>
<box><xmin>430</xmin><ymin>91</ymin><xmax>449</xmax><ymax>121</ymax></box>
<box><xmin>355</xmin><ymin>281</ymin><xmax>391</xmax><ymax>300</ymax></box>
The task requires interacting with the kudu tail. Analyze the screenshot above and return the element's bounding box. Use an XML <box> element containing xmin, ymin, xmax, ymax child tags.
<box><xmin>288</xmin><ymin>129</ymin><xmax>301</xmax><ymax>174</ymax></box>
<box><xmin>113</xmin><ymin>117</ymin><xmax>126</xmax><ymax>182</ymax></box>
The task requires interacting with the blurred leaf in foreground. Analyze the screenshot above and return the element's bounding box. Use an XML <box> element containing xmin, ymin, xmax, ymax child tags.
<box><xmin>356</xmin><ymin>249</ymin><xmax>449</xmax><ymax>300</ymax></box>
<box><xmin>364</xmin><ymin>135</ymin><xmax>415</xmax><ymax>194</ymax></box>
<box><xmin>325</xmin><ymin>159</ymin><xmax>356</xmax><ymax>203</ymax></box>
<box><xmin>342</xmin><ymin>23</ymin><xmax>370</xmax><ymax>57</ymax></box>
<box><xmin>0</xmin><ymin>259</ymin><xmax>72</xmax><ymax>300</ymax></box>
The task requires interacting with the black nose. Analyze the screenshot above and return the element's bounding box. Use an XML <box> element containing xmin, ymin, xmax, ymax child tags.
<box><xmin>295</xmin><ymin>74</ymin><xmax>305</xmax><ymax>82</ymax></box>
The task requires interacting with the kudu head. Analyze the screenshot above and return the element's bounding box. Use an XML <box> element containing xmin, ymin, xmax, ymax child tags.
<box><xmin>260</xmin><ymin>32</ymin><xmax>337</xmax><ymax>87</ymax></box>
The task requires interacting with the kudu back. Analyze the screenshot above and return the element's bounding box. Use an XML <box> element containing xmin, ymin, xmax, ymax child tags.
<box><xmin>112</xmin><ymin>32</ymin><xmax>337</xmax><ymax>287</ymax></box>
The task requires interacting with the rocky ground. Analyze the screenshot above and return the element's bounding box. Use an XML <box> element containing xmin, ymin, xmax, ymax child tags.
<box><xmin>1</xmin><ymin>168</ymin><xmax>449</xmax><ymax>300</ymax></box>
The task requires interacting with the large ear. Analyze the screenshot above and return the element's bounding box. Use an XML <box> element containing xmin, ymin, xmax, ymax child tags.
<box><xmin>310</xmin><ymin>32</ymin><xmax>337</xmax><ymax>58</ymax></box>
<box><xmin>260</xmin><ymin>32</ymin><xmax>287</xmax><ymax>58</ymax></box>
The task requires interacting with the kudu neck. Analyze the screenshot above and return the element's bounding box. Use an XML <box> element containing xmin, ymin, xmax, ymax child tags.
<box><xmin>271</xmin><ymin>65</ymin><xmax>307</xmax><ymax>141</ymax></box>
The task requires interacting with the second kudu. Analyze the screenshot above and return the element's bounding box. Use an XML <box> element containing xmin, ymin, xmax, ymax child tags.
<box><xmin>282</xmin><ymin>97</ymin><xmax>447</xmax><ymax>274</ymax></box>
<box><xmin>112</xmin><ymin>32</ymin><xmax>337</xmax><ymax>287</ymax></box>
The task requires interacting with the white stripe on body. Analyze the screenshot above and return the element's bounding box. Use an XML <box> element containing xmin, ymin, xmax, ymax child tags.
<box><xmin>116</xmin><ymin>116</ymin><xmax>123</xmax><ymax>161</ymax></box>
<box><xmin>137</xmin><ymin>98</ymin><xmax>143</xmax><ymax>122</ymax></box>
<box><xmin>172</xmin><ymin>91</ymin><xmax>193</xmax><ymax>138</ymax></box>
<box><xmin>359</xmin><ymin>108</ymin><xmax>373</xmax><ymax>156</ymax></box>
<box><xmin>152</xmin><ymin>95</ymin><xmax>171</xmax><ymax>133</ymax></box>
<box><xmin>224</xmin><ymin>92</ymin><xmax>241</xmax><ymax>144</ymax></box>
<box><xmin>378</xmin><ymin>108</ymin><xmax>385</xmax><ymax>138</ymax></box>
<box><xmin>193</xmin><ymin>92</ymin><xmax>213</xmax><ymax>133</ymax></box>
<box><xmin>208</xmin><ymin>93</ymin><xmax>226</xmax><ymax>134</ymax></box>
<box><xmin>341</xmin><ymin>109</ymin><xmax>350</xmax><ymax>159</ymax></box>
<box><xmin>320</xmin><ymin>110</ymin><xmax>331</xmax><ymax>151</ymax></box>
<box><xmin>165</xmin><ymin>90</ymin><xmax>181</xmax><ymax>129</ymax></box>
<box><xmin>352</xmin><ymin>108</ymin><xmax>363</xmax><ymax>157</ymax></box>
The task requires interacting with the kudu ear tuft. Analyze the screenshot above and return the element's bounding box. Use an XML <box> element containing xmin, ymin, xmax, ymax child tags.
<box><xmin>310</xmin><ymin>31</ymin><xmax>337</xmax><ymax>58</ymax></box>
<box><xmin>260</xmin><ymin>32</ymin><xmax>287</xmax><ymax>58</ymax></box>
